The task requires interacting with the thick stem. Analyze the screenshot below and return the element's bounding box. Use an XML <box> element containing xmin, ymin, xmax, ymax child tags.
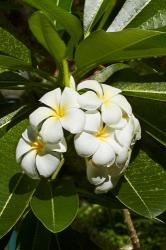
<box><xmin>122</xmin><ymin>209</ymin><xmax>140</xmax><ymax>249</ymax></box>
<box><xmin>62</xmin><ymin>59</ymin><xmax>70</xmax><ymax>87</ymax></box>
<box><xmin>51</xmin><ymin>156</ymin><xmax>65</xmax><ymax>180</ymax></box>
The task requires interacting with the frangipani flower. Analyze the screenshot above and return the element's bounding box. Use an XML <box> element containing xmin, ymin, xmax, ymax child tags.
<box><xmin>77</xmin><ymin>80</ymin><xmax>132</xmax><ymax>129</ymax></box>
<box><xmin>74</xmin><ymin>111</ymin><xmax>128</xmax><ymax>166</ymax></box>
<box><xmin>30</xmin><ymin>87</ymin><xmax>85</xmax><ymax>143</ymax></box>
<box><xmin>16</xmin><ymin>126</ymin><xmax>66</xmax><ymax>179</ymax></box>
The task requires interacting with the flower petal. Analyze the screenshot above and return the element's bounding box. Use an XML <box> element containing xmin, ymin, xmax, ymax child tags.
<box><xmin>95</xmin><ymin>175</ymin><xmax>120</xmax><ymax>194</ymax></box>
<box><xmin>74</xmin><ymin>132</ymin><xmax>99</xmax><ymax>157</ymax></box>
<box><xmin>61</xmin><ymin>87</ymin><xmax>79</xmax><ymax>109</ymax></box>
<box><xmin>21</xmin><ymin>150</ymin><xmax>39</xmax><ymax>179</ymax></box>
<box><xmin>16</xmin><ymin>138</ymin><xmax>32</xmax><ymax>162</ymax></box>
<box><xmin>29</xmin><ymin>107</ymin><xmax>52</xmax><ymax>128</ymax></box>
<box><xmin>36</xmin><ymin>153</ymin><xmax>60</xmax><ymax>177</ymax></box>
<box><xmin>40</xmin><ymin>117</ymin><xmax>64</xmax><ymax>143</ymax></box>
<box><xmin>86</xmin><ymin>160</ymin><xmax>106</xmax><ymax>186</ymax></box>
<box><xmin>45</xmin><ymin>138</ymin><xmax>67</xmax><ymax>153</ymax></box>
<box><xmin>39</xmin><ymin>88</ymin><xmax>61</xmax><ymax>108</ymax></box>
<box><xmin>78</xmin><ymin>91</ymin><xmax>102</xmax><ymax>111</ymax></box>
<box><xmin>110</xmin><ymin>118</ymin><xmax>127</xmax><ymax>129</ymax></box>
<box><xmin>115</xmin><ymin>118</ymin><xmax>134</xmax><ymax>147</ymax></box>
<box><xmin>102</xmin><ymin>84</ymin><xmax>121</xmax><ymax>98</ymax></box>
<box><xmin>84</xmin><ymin>111</ymin><xmax>102</xmax><ymax>132</ymax></box>
<box><xmin>112</xmin><ymin>94</ymin><xmax>132</xmax><ymax>115</ymax></box>
<box><xmin>92</xmin><ymin>142</ymin><xmax>115</xmax><ymax>166</ymax></box>
<box><xmin>132</xmin><ymin>115</ymin><xmax>141</xmax><ymax>144</ymax></box>
<box><xmin>101</xmin><ymin>103</ymin><xmax>122</xmax><ymax>126</ymax></box>
<box><xmin>22</xmin><ymin>126</ymin><xmax>37</xmax><ymax>143</ymax></box>
<box><xmin>61</xmin><ymin>108</ymin><xmax>85</xmax><ymax>133</ymax></box>
<box><xmin>77</xmin><ymin>80</ymin><xmax>103</xmax><ymax>96</ymax></box>
<box><xmin>116</xmin><ymin>147</ymin><xmax>130</xmax><ymax>168</ymax></box>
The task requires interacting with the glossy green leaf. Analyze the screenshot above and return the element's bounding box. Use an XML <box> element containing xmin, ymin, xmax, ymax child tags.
<box><xmin>0</xmin><ymin>120</ymin><xmax>38</xmax><ymax>239</ymax></box>
<box><xmin>16</xmin><ymin>212</ymin><xmax>51</xmax><ymax>250</ymax></box>
<box><xmin>0</xmin><ymin>27</ymin><xmax>31</xmax><ymax>64</ymax></box>
<box><xmin>0</xmin><ymin>55</ymin><xmax>32</xmax><ymax>71</ymax></box>
<box><xmin>24</xmin><ymin>0</ymin><xmax>82</xmax><ymax>45</ymax></box>
<box><xmin>129</xmin><ymin>0</ymin><xmax>166</xmax><ymax>31</ymax></box>
<box><xmin>29</xmin><ymin>12</ymin><xmax>66</xmax><ymax>63</ymax></box>
<box><xmin>75</xmin><ymin>29</ymin><xmax>166</xmax><ymax>79</ymax></box>
<box><xmin>107</xmin><ymin>0</ymin><xmax>152</xmax><ymax>32</ymax></box>
<box><xmin>84</xmin><ymin>0</ymin><xmax>116</xmax><ymax>36</ymax></box>
<box><xmin>31</xmin><ymin>178</ymin><xmax>79</xmax><ymax>233</ymax></box>
<box><xmin>0</xmin><ymin>106</ymin><xmax>32</xmax><ymax>138</ymax></box>
<box><xmin>58</xmin><ymin>0</ymin><xmax>73</xmax><ymax>12</ymax></box>
<box><xmin>114</xmin><ymin>137</ymin><xmax>166</xmax><ymax>218</ymax></box>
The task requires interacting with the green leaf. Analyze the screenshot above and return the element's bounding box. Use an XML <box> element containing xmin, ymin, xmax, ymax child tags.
<box><xmin>58</xmin><ymin>0</ymin><xmax>73</xmax><ymax>12</ymax></box>
<box><xmin>0</xmin><ymin>72</ymin><xmax>29</xmax><ymax>89</ymax></box>
<box><xmin>114</xmin><ymin>137</ymin><xmax>166</xmax><ymax>218</ymax></box>
<box><xmin>0</xmin><ymin>55</ymin><xmax>32</xmax><ymax>71</ymax></box>
<box><xmin>31</xmin><ymin>178</ymin><xmax>79</xmax><ymax>233</ymax></box>
<box><xmin>0</xmin><ymin>27</ymin><xmax>31</xmax><ymax>64</ymax></box>
<box><xmin>107</xmin><ymin>0</ymin><xmax>152</xmax><ymax>32</ymax></box>
<box><xmin>84</xmin><ymin>0</ymin><xmax>116</xmax><ymax>37</ymax></box>
<box><xmin>75</xmin><ymin>29</ymin><xmax>166</xmax><ymax>80</ymax></box>
<box><xmin>128</xmin><ymin>0</ymin><xmax>166</xmax><ymax>31</ymax></box>
<box><xmin>24</xmin><ymin>0</ymin><xmax>82</xmax><ymax>45</ymax></box>
<box><xmin>0</xmin><ymin>120</ymin><xmax>38</xmax><ymax>239</ymax></box>
<box><xmin>0</xmin><ymin>106</ymin><xmax>32</xmax><ymax>138</ymax></box>
<box><xmin>16</xmin><ymin>212</ymin><xmax>51</xmax><ymax>250</ymax></box>
<box><xmin>29</xmin><ymin>12</ymin><xmax>66</xmax><ymax>63</ymax></box>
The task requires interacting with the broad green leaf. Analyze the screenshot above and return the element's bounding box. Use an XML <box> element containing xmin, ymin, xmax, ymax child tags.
<box><xmin>24</xmin><ymin>0</ymin><xmax>82</xmax><ymax>45</ymax></box>
<box><xmin>58</xmin><ymin>0</ymin><xmax>73</xmax><ymax>12</ymax></box>
<box><xmin>107</xmin><ymin>0</ymin><xmax>152</xmax><ymax>32</ymax></box>
<box><xmin>0</xmin><ymin>27</ymin><xmax>31</xmax><ymax>64</ymax></box>
<box><xmin>114</xmin><ymin>137</ymin><xmax>166</xmax><ymax>218</ymax></box>
<box><xmin>31</xmin><ymin>178</ymin><xmax>79</xmax><ymax>233</ymax></box>
<box><xmin>75</xmin><ymin>29</ymin><xmax>166</xmax><ymax>80</ymax></box>
<box><xmin>128</xmin><ymin>0</ymin><xmax>166</xmax><ymax>31</ymax></box>
<box><xmin>29</xmin><ymin>12</ymin><xmax>66</xmax><ymax>63</ymax></box>
<box><xmin>0</xmin><ymin>106</ymin><xmax>32</xmax><ymax>138</ymax></box>
<box><xmin>0</xmin><ymin>120</ymin><xmax>38</xmax><ymax>239</ymax></box>
<box><xmin>93</xmin><ymin>63</ymin><xmax>129</xmax><ymax>82</ymax></box>
<box><xmin>0</xmin><ymin>55</ymin><xmax>32</xmax><ymax>71</ymax></box>
<box><xmin>84</xmin><ymin>0</ymin><xmax>116</xmax><ymax>37</ymax></box>
<box><xmin>112</xmin><ymin>81</ymin><xmax>166</xmax><ymax>101</ymax></box>
<box><xmin>16</xmin><ymin>212</ymin><xmax>51</xmax><ymax>250</ymax></box>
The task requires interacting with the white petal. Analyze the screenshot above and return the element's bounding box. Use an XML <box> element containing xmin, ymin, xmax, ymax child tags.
<box><xmin>36</xmin><ymin>153</ymin><xmax>60</xmax><ymax>177</ymax></box>
<box><xmin>22</xmin><ymin>126</ymin><xmax>37</xmax><ymax>143</ymax></box>
<box><xmin>45</xmin><ymin>138</ymin><xmax>67</xmax><ymax>153</ymax></box>
<box><xmin>77</xmin><ymin>80</ymin><xmax>103</xmax><ymax>96</ymax></box>
<box><xmin>115</xmin><ymin>118</ymin><xmax>134</xmax><ymax>147</ymax></box>
<box><xmin>101</xmin><ymin>103</ymin><xmax>122</xmax><ymax>126</ymax></box>
<box><xmin>69</xmin><ymin>75</ymin><xmax>76</xmax><ymax>90</ymax></box>
<box><xmin>132</xmin><ymin>115</ymin><xmax>141</xmax><ymax>144</ymax></box>
<box><xmin>61</xmin><ymin>87</ymin><xmax>79</xmax><ymax>109</ymax></box>
<box><xmin>106</xmin><ymin>135</ymin><xmax>123</xmax><ymax>154</ymax></box>
<box><xmin>95</xmin><ymin>175</ymin><xmax>119</xmax><ymax>194</ymax></box>
<box><xmin>110</xmin><ymin>118</ymin><xmax>127</xmax><ymax>129</ymax></box>
<box><xmin>78</xmin><ymin>91</ymin><xmax>101</xmax><ymax>111</ymax></box>
<box><xmin>40</xmin><ymin>117</ymin><xmax>64</xmax><ymax>143</ymax></box>
<box><xmin>39</xmin><ymin>88</ymin><xmax>61</xmax><ymax>108</ymax></box>
<box><xmin>61</xmin><ymin>108</ymin><xmax>85</xmax><ymax>133</ymax></box>
<box><xmin>112</xmin><ymin>94</ymin><xmax>132</xmax><ymax>115</ymax></box>
<box><xmin>116</xmin><ymin>147</ymin><xmax>130</xmax><ymax>168</ymax></box>
<box><xmin>92</xmin><ymin>142</ymin><xmax>115</xmax><ymax>166</ymax></box>
<box><xmin>102</xmin><ymin>84</ymin><xmax>121</xmax><ymax>98</ymax></box>
<box><xmin>16</xmin><ymin>138</ymin><xmax>32</xmax><ymax>162</ymax></box>
<box><xmin>21</xmin><ymin>150</ymin><xmax>39</xmax><ymax>179</ymax></box>
<box><xmin>74</xmin><ymin>132</ymin><xmax>99</xmax><ymax>157</ymax></box>
<box><xmin>86</xmin><ymin>160</ymin><xmax>106</xmax><ymax>186</ymax></box>
<box><xmin>29</xmin><ymin>107</ymin><xmax>52</xmax><ymax>127</ymax></box>
<box><xmin>84</xmin><ymin>111</ymin><xmax>102</xmax><ymax>132</ymax></box>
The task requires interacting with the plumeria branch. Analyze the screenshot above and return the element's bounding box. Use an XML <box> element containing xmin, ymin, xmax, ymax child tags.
<box><xmin>51</xmin><ymin>156</ymin><xmax>65</xmax><ymax>180</ymax></box>
<box><xmin>122</xmin><ymin>208</ymin><xmax>141</xmax><ymax>249</ymax></box>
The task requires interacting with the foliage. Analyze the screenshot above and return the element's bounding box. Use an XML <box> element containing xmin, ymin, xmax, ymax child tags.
<box><xmin>0</xmin><ymin>0</ymin><xmax>166</xmax><ymax>249</ymax></box>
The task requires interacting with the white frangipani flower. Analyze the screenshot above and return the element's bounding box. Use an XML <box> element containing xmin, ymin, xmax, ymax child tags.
<box><xmin>77</xmin><ymin>80</ymin><xmax>132</xmax><ymax>129</ymax></box>
<box><xmin>16</xmin><ymin>126</ymin><xmax>67</xmax><ymax>179</ymax></box>
<box><xmin>74</xmin><ymin>111</ymin><xmax>129</xmax><ymax>166</ymax></box>
<box><xmin>85</xmin><ymin>115</ymin><xmax>141</xmax><ymax>194</ymax></box>
<box><xmin>29</xmin><ymin>87</ymin><xmax>85</xmax><ymax>143</ymax></box>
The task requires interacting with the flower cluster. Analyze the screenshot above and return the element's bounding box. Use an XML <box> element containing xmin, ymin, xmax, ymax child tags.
<box><xmin>16</xmin><ymin>79</ymin><xmax>141</xmax><ymax>193</ymax></box>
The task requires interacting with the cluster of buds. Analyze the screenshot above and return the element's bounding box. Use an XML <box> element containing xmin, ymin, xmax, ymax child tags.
<box><xmin>16</xmin><ymin>79</ymin><xmax>141</xmax><ymax>193</ymax></box>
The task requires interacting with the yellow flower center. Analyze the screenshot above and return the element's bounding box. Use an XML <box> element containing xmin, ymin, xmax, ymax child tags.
<box><xmin>53</xmin><ymin>106</ymin><xmax>65</xmax><ymax>118</ymax></box>
<box><xmin>31</xmin><ymin>139</ymin><xmax>44</xmax><ymax>154</ymax></box>
<box><xmin>98</xmin><ymin>92</ymin><xmax>111</xmax><ymax>106</ymax></box>
<box><xmin>96</xmin><ymin>127</ymin><xmax>109</xmax><ymax>141</ymax></box>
